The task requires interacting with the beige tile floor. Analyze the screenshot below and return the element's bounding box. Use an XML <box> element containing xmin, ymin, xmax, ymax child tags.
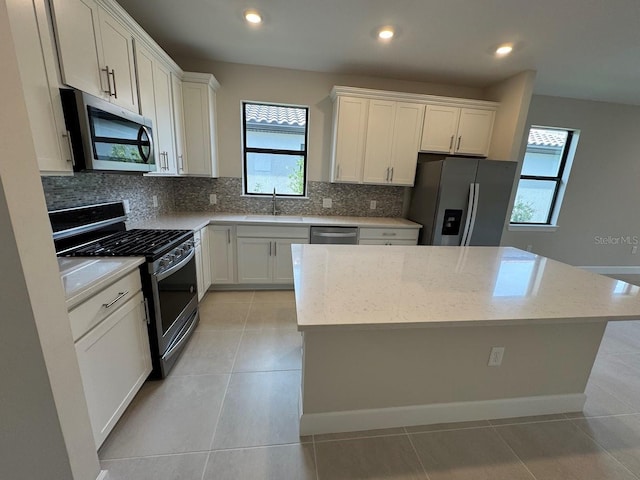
<box><xmin>100</xmin><ymin>291</ymin><xmax>640</xmax><ymax>480</ymax></box>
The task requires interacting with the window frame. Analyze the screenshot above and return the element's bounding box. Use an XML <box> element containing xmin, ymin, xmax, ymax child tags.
<box><xmin>510</xmin><ymin>127</ymin><xmax>575</xmax><ymax>226</ymax></box>
<box><xmin>241</xmin><ymin>101</ymin><xmax>309</xmax><ymax>197</ymax></box>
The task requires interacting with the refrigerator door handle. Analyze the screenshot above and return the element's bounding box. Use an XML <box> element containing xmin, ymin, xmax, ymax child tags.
<box><xmin>466</xmin><ymin>183</ymin><xmax>480</xmax><ymax>245</ymax></box>
<box><xmin>460</xmin><ymin>183</ymin><xmax>476</xmax><ymax>246</ymax></box>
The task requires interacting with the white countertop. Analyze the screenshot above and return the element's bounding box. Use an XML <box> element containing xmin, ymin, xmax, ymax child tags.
<box><xmin>129</xmin><ymin>212</ymin><xmax>422</xmax><ymax>231</ymax></box>
<box><xmin>59</xmin><ymin>257</ymin><xmax>145</xmax><ymax>310</ymax></box>
<box><xmin>292</xmin><ymin>245</ymin><xmax>640</xmax><ymax>331</ymax></box>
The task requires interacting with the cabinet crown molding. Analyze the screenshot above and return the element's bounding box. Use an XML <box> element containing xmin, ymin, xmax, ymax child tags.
<box><xmin>182</xmin><ymin>71</ymin><xmax>220</xmax><ymax>90</ymax></box>
<box><xmin>330</xmin><ymin>86</ymin><xmax>498</xmax><ymax>110</ymax></box>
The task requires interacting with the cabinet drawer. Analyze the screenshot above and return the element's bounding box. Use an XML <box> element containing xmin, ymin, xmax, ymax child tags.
<box><xmin>358</xmin><ymin>227</ymin><xmax>419</xmax><ymax>241</ymax></box>
<box><xmin>236</xmin><ymin>225</ymin><xmax>309</xmax><ymax>239</ymax></box>
<box><xmin>69</xmin><ymin>269</ymin><xmax>142</xmax><ymax>341</ymax></box>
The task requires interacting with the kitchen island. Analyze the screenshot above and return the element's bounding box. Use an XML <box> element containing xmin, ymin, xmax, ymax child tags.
<box><xmin>292</xmin><ymin>245</ymin><xmax>640</xmax><ymax>435</ymax></box>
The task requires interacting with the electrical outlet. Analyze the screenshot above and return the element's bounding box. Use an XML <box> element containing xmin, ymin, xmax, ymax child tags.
<box><xmin>323</xmin><ymin>198</ymin><xmax>332</xmax><ymax>208</ymax></box>
<box><xmin>633</xmin><ymin>246</ymin><xmax>638</xmax><ymax>255</ymax></box>
<box><xmin>488</xmin><ymin>346</ymin><xmax>505</xmax><ymax>367</ymax></box>
<box><xmin>123</xmin><ymin>199</ymin><xmax>131</xmax><ymax>213</ymax></box>
<box><xmin>152</xmin><ymin>195</ymin><xmax>158</xmax><ymax>208</ymax></box>
<box><xmin>370</xmin><ymin>200</ymin><xmax>377</xmax><ymax>210</ymax></box>
<box><xmin>209</xmin><ymin>194</ymin><xmax>217</xmax><ymax>205</ymax></box>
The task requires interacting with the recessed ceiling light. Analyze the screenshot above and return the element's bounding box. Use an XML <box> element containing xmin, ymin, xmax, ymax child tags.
<box><xmin>495</xmin><ymin>44</ymin><xmax>513</xmax><ymax>56</ymax></box>
<box><xmin>244</xmin><ymin>10</ymin><xmax>262</xmax><ymax>24</ymax></box>
<box><xmin>378</xmin><ymin>27</ymin><xmax>395</xmax><ymax>40</ymax></box>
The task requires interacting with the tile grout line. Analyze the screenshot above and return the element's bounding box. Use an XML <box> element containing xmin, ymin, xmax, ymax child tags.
<box><xmin>199</xmin><ymin>451</ymin><xmax>211</xmax><ymax>480</ymax></box>
<box><xmin>312</xmin><ymin>435</ymin><xmax>320</xmax><ymax>480</ymax></box>
<box><xmin>404</xmin><ymin>427</ymin><xmax>432</xmax><ymax>480</ymax></box>
<box><xmin>570</xmin><ymin>419</ymin><xmax>640</xmax><ymax>480</ymax></box>
<box><xmin>205</xmin><ymin>296</ymin><xmax>253</xmax><ymax>452</ymax></box>
<box><xmin>490</xmin><ymin>425</ymin><xmax>539</xmax><ymax>480</ymax></box>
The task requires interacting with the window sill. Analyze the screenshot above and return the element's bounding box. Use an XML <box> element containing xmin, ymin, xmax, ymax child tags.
<box><xmin>241</xmin><ymin>194</ymin><xmax>310</xmax><ymax>200</ymax></box>
<box><xmin>508</xmin><ymin>224</ymin><xmax>559</xmax><ymax>233</ymax></box>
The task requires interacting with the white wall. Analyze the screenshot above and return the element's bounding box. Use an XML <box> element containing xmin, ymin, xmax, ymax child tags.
<box><xmin>502</xmin><ymin>95</ymin><xmax>640</xmax><ymax>267</ymax></box>
<box><xmin>0</xmin><ymin>1</ymin><xmax>100</xmax><ymax>478</ymax></box>
<box><xmin>177</xmin><ymin>59</ymin><xmax>487</xmax><ymax>181</ymax></box>
<box><xmin>485</xmin><ymin>70</ymin><xmax>536</xmax><ymax>161</ymax></box>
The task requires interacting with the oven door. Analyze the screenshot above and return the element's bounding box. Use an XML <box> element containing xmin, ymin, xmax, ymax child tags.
<box><xmin>151</xmin><ymin>249</ymin><xmax>199</xmax><ymax>355</ymax></box>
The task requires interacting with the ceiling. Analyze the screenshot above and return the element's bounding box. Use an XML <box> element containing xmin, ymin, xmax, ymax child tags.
<box><xmin>116</xmin><ymin>0</ymin><xmax>640</xmax><ymax>105</ymax></box>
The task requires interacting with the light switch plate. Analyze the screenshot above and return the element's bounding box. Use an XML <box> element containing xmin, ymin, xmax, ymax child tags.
<box><xmin>488</xmin><ymin>346</ymin><xmax>505</xmax><ymax>367</ymax></box>
<box><xmin>370</xmin><ymin>200</ymin><xmax>377</xmax><ymax>210</ymax></box>
<box><xmin>323</xmin><ymin>198</ymin><xmax>332</xmax><ymax>208</ymax></box>
<box><xmin>209</xmin><ymin>194</ymin><xmax>217</xmax><ymax>205</ymax></box>
<box><xmin>152</xmin><ymin>195</ymin><xmax>158</xmax><ymax>208</ymax></box>
<box><xmin>123</xmin><ymin>199</ymin><xmax>131</xmax><ymax>213</ymax></box>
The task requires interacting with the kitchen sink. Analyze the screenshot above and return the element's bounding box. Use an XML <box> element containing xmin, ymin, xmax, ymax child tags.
<box><xmin>244</xmin><ymin>215</ymin><xmax>304</xmax><ymax>222</ymax></box>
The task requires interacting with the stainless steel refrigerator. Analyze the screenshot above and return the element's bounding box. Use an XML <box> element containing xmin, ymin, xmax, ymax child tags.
<box><xmin>408</xmin><ymin>156</ymin><xmax>517</xmax><ymax>246</ymax></box>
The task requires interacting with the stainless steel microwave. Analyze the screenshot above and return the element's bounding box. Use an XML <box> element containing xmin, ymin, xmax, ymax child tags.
<box><xmin>60</xmin><ymin>89</ymin><xmax>156</xmax><ymax>173</ymax></box>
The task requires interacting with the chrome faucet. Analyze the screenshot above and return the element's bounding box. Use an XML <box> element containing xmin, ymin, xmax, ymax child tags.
<box><xmin>272</xmin><ymin>188</ymin><xmax>279</xmax><ymax>215</ymax></box>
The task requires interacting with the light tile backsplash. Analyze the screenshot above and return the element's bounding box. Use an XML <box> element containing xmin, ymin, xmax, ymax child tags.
<box><xmin>41</xmin><ymin>174</ymin><xmax>408</xmax><ymax>222</ymax></box>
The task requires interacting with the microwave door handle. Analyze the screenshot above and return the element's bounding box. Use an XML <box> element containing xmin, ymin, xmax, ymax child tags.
<box><xmin>138</xmin><ymin>126</ymin><xmax>154</xmax><ymax>164</ymax></box>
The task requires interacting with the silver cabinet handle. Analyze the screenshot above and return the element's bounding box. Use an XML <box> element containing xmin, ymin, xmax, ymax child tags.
<box><xmin>103</xmin><ymin>291</ymin><xmax>129</xmax><ymax>308</ymax></box>
<box><xmin>390</xmin><ymin>167</ymin><xmax>394</xmax><ymax>182</ymax></box>
<box><xmin>449</xmin><ymin>135</ymin><xmax>454</xmax><ymax>151</ymax></box>
<box><xmin>385</xmin><ymin>167</ymin><xmax>389</xmax><ymax>181</ymax></box>
<box><xmin>110</xmin><ymin>68</ymin><xmax>118</xmax><ymax>98</ymax></box>
<box><xmin>337</xmin><ymin>164</ymin><xmax>341</xmax><ymax>179</ymax></box>
<box><xmin>382</xmin><ymin>232</ymin><xmax>397</xmax><ymax>236</ymax></box>
<box><xmin>227</xmin><ymin>229</ymin><xmax>231</xmax><ymax>244</ymax></box>
<box><xmin>269</xmin><ymin>241</ymin><xmax>272</xmax><ymax>256</ymax></box>
<box><xmin>178</xmin><ymin>154</ymin><xmax>184</xmax><ymax>173</ymax></box>
<box><xmin>102</xmin><ymin>65</ymin><xmax>112</xmax><ymax>96</ymax></box>
<box><xmin>62</xmin><ymin>131</ymin><xmax>75</xmax><ymax>166</ymax></box>
<box><xmin>163</xmin><ymin>152</ymin><xmax>168</xmax><ymax>170</ymax></box>
<box><xmin>456</xmin><ymin>136</ymin><xmax>462</xmax><ymax>151</ymax></box>
<box><xmin>143</xmin><ymin>298</ymin><xmax>150</xmax><ymax>325</ymax></box>
<box><xmin>274</xmin><ymin>241</ymin><xmax>277</xmax><ymax>256</ymax></box>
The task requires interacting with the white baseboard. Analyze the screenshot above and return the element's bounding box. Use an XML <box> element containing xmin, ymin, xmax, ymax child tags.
<box><xmin>96</xmin><ymin>470</ymin><xmax>108</xmax><ymax>480</ymax></box>
<box><xmin>299</xmin><ymin>393</ymin><xmax>586</xmax><ymax>435</ymax></box>
<box><xmin>580</xmin><ymin>266</ymin><xmax>640</xmax><ymax>275</ymax></box>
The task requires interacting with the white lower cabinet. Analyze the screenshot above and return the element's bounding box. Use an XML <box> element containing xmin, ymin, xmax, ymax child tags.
<box><xmin>209</xmin><ymin>225</ymin><xmax>236</xmax><ymax>284</ymax></box>
<box><xmin>74</xmin><ymin>290</ymin><xmax>151</xmax><ymax>449</ymax></box>
<box><xmin>194</xmin><ymin>227</ymin><xmax>211</xmax><ymax>300</ymax></box>
<box><xmin>236</xmin><ymin>226</ymin><xmax>309</xmax><ymax>284</ymax></box>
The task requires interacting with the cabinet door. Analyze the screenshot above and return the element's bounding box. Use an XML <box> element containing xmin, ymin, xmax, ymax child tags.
<box><xmin>49</xmin><ymin>0</ymin><xmax>104</xmax><ymax>98</ymax></box>
<box><xmin>455</xmin><ymin>108</ymin><xmax>495</xmax><ymax>156</ymax></box>
<box><xmin>332</xmin><ymin>96</ymin><xmax>368</xmax><ymax>182</ymax></box>
<box><xmin>182</xmin><ymin>82</ymin><xmax>212</xmax><ymax>176</ymax></box>
<box><xmin>98</xmin><ymin>8</ymin><xmax>138</xmax><ymax>112</ymax></box>
<box><xmin>153</xmin><ymin>62</ymin><xmax>177</xmax><ymax>174</ymax></box>
<box><xmin>134</xmin><ymin>43</ymin><xmax>160</xmax><ymax>168</ymax></box>
<box><xmin>210</xmin><ymin>226</ymin><xmax>236</xmax><ymax>284</ymax></box>
<box><xmin>273</xmin><ymin>238</ymin><xmax>308</xmax><ymax>283</ymax></box>
<box><xmin>237</xmin><ymin>238</ymin><xmax>272</xmax><ymax>283</ymax></box>
<box><xmin>420</xmin><ymin>105</ymin><xmax>460</xmax><ymax>153</ymax></box>
<box><xmin>362</xmin><ymin>100</ymin><xmax>395</xmax><ymax>184</ymax></box>
<box><xmin>7</xmin><ymin>0</ymin><xmax>72</xmax><ymax>174</ymax></box>
<box><xmin>74</xmin><ymin>292</ymin><xmax>151</xmax><ymax>448</ymax></box>
<box><xmin>171</xmin><ymin>74</ymin><xmax>187</xmax><ymax>174</ymax></box>
<box><xmin>389</xmin><ymin>102</ymin><xmax>425</xmax><ymax>186</ymax></box>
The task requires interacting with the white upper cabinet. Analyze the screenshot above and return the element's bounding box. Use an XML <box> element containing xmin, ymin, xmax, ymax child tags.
<box><xmin>455</xmin><ymin>108</ymin><xmax>495</xmax><ymax>156</ymax></box>
<box><xmin>420</xmin><ymin>105</ymin><xmax>495</xmax><ymax>157</ymax></box>
<box><xmin>331</xmin><ymin>96</ymin><xmax>368</xmax><ymax>183</ymax></box>
<box><xmin>388</xmin><ymin>102</ymin><xmax>425</xmax><ymax>185</ymax></box>
<box><xmin>50</xmin><ymin>0</ymin><xmax>139</xmax><ymax>112</ymax></box>
<box><xmin>98</xmin><ymin>6</ymin><xmax>138</xmax><ymax>112</ymax></box>
<box><xmin>7</xmin><ymin>0</ymin><xmax>73</xmax><ymax>174</ymax></box>
<box><xmin>181</xmin><ymin>72</ymin><xmax>220</xmax><ymax>177</ymax></box>
<box><xmin>171</xmin><ymin>74</ymin><xmax>187</xmax><ymax>174</ymax></box>
<box><xmin>331</xmin><ymin>86</ymin><xmax>496</xmax><ymax>185</ymax></box>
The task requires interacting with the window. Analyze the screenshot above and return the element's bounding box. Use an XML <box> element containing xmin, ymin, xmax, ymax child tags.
<box><xmin>242</xmin><ymin>102</ymin><xmax>309</xmax><ymax>196</ymax></box>
<box><xmin>510</xmin><ymin>126</ymin><xmax>577</xmax><ymax>225</ymax></box>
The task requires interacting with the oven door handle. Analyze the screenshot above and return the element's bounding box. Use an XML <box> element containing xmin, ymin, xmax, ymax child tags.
<box><xmin>161</xmin><ymin>310</ymin><xmax>199</xmax><ymax>362</ymax></box>
<box><xmin>154</xmin><ymin>248</ymin><xmax>195</xmax><ymax>282</ymax></box>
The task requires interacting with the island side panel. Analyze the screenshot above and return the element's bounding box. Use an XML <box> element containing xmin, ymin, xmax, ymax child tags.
<box><xmin>300</xmin><ymin>321</ymin><xmax>606</xmax><ymax>434</ymax></box>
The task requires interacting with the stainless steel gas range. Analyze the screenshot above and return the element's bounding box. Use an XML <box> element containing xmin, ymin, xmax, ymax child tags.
<box><xmin>50</xmin><ymin>202</ymin><xmax>198</xmax><ymax>378</ymax></box>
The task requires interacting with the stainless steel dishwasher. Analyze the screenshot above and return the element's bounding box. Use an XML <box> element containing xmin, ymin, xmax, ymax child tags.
<box><xmin>310</xmin><ymin>226</ymin><xmax>358</xmax><ymax>244</ymax></box>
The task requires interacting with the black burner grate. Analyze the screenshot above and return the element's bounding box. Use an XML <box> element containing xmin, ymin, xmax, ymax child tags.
<box><xmin>61</xmin><ymin>229</ymin><xmax>191</xmax><ymax>259</ymax></box>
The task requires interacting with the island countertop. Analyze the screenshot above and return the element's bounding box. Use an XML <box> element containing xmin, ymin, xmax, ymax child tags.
<box><xmin>292</xmin><ymin>245</ymin><xmax>640</xmax><ymax>331</ymax></box>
